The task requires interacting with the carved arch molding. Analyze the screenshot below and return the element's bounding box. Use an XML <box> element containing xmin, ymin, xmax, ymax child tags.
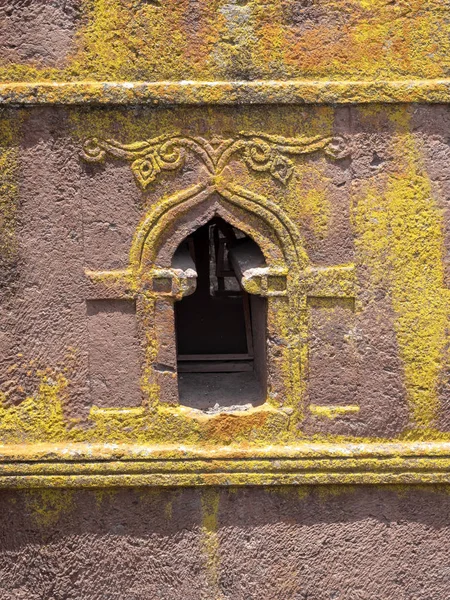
<box><xmin>3</xmin><ymin>131</ymin><xmax>449</xmax><ymax>489</ymax></box>
<box><xmin>82</xmin><ymin>132</ymin><xmax>356</xmax><ymax>417</ymax></box>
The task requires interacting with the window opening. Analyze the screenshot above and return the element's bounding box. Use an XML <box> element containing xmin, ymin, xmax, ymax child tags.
<box><xmin>173</xmin><ymin>217</ymin><xmax>267</xmax><ymax>411</ymax></box>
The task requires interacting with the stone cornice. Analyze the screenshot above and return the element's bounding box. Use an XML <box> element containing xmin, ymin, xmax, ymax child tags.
<box><xmin>1</xmin><ymin>79</ymin><xmax>450</xmax><ymax>106</ymax></box>
<box><xmin>1</xmin><ymin>442</ymin><xmax>450</xmax><ymax>487</ymax></box>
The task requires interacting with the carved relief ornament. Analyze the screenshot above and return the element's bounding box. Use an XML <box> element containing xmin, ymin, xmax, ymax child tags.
<box><xmin>81</xmin><ymin>133</ymin><xmax>350</xmax><ymax>189</ymax></box>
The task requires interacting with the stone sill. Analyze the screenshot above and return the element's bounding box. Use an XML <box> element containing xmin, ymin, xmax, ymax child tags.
<box><xmin>1</xmin><ymin>442</ymin><xmax>450</xmax><ymax>487</ymax></box>
<box><xmin>0</xmin><ymin>79</ymin><xmax>450</xmax><ymax>106</ymax></box>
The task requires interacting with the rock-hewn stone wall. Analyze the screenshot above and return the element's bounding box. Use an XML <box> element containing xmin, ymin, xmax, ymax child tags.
<box><xmin>0</xmin><ymin>2</ymin><xmax>450</xmax><ymax>599</ymax></box>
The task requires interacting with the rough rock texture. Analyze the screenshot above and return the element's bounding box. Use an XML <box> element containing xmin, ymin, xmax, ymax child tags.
<box><xmin>0</xmin><ymin>0</ymin><xmax>449</xmax><ymax>81</ymax></box>
<box><xmin>1</xmin><ymin>104</ymin><xmax>448</xmax><ymax>438</ymax></box>
<box><xmin>0</xmin><ymin>3</ymin><xmax>450</xmax><ymax>599</ymax></box>
<box><xmin>0</xmin><ymin>0</ymin><xmax>82</xmax><ymax>68</ymax></box>
<box><xmin>2</xmin><ymin>486</ymin><xmax>450</xmax><ymax>600</ymax></box>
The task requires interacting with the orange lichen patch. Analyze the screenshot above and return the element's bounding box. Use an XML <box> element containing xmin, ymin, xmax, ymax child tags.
<box><xmin>181</xmin><ymin>0</ymin><xmax>220</xmax><ymax>78</ymax></box>
<box><xmin>0</xmin><ymin>0</ymin><xmax>448</xmax><ymax>82</ymax></box>
<box><xmin>284</xmin><ymin>25</ymin><xmax>351</xmax><ymax>78</ymax></box>
<box><xmin>201</xmin><ymin>407</ymin><xmax>287</xmax><ymax>445</ymax></box>
<box><xmin>289</xmin><ymin>0</ymin><xmax>449</xmax><ymax>80</ymax></box>
<box><xmin>251</xmin><ymin>16</ymin><xmax>288</xmax><ymax>79</ymax></box>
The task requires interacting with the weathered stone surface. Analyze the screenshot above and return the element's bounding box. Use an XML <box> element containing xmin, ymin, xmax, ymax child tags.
<box><xmin>1</xmin><ymin>486</ymin><xmax>450</xmax><ymax>599</ymax></box>
<box><xmin>0</xmin><ymin>0</ymin><xmax>82</xmax><ymax>68</ymax></box>
<box><xmin>1</xmin><ymin>104</ymin><xmax>448</xmax><ymax>439</ymax></box>
<box><xmin>0</xmin><ymin>3</ymin><xmax>450</xmax><ymax>599</ymax></box>
<box><xmin>0</xmin><ymin>0</ymin><xmax>448</xmax><ymax>82</ymax></box>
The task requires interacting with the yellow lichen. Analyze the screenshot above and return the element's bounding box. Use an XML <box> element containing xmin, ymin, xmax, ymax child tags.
<box><xmin>0</xmin><ymin>372</ymin><xmax>70</xmax><ymax>444</ymax></box>
<box><xmin>283</xmin><ymin>162</ymin><xmax>332</xmax><ymax>241</ymax></box>
<box><xmin>0</xmin><ymin>111</ymin><xmax>25</xmax><ymax>277</ymax></box>
<box><xmin>0</xmin><ymin>0</ymin><xmax>448</xmax><ymax>493</ymax></box>
<box><xmin>0</xmin><ymin>146</ymin><xmax>18</xmax><ymax>265</ymax></box>
<box><xmin>200</xmin><ymin>489</ymin><xmax>222</xmax><ymax>598</ymax></box>
<box><xmin>24</xmin><ymin>489</ymin><xmax>75</xmax><ymax>527</ymax></box>
<box><xmin>352</xmin><ymin>108</ymin><xmax>448</xmax><ymax>432</ymax></box>
<box><xmin>0</xmin><ymin>0</ymin><xmax>448</xmax><ymax>83</ymax></box>
<box><xmin>309</xmin><ymin>405</ymin><xmax>360</xmax><ymax>419</ymax></box>
<box><xmin>0</xmin><ymin>103</ymin><xmax>447</xmax><ymax>462</ymax></box>
<box><xmin>388</xmin><ymin>138</ymin><xmax>448</xmax><ymax>431</ymax></box>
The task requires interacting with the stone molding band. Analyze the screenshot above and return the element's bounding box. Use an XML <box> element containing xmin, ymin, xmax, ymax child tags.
<box><xmin>2</xmin><ymin>442</ymin><xmax>450</xmax><ymax>488</ymax></box>
<box><xmin>1</xmin><ymin>79</ymin><xmax>450</xmax><ymax>106</ymax></box>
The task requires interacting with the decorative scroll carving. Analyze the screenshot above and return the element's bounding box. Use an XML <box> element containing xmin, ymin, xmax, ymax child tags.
<box><xmin>81</xmin><ymin>133</ymin><xmax>350</xmax><ymax>189</ymax></box>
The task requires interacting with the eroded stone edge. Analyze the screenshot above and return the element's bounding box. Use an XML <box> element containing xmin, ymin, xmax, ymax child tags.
<box><xmin>1</xmin><ymin>80</ymin><xmax>450</xmax><ymax>105</ymax></box>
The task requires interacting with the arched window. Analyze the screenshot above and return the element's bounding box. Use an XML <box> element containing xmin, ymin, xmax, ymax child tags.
<box><xmin>173</xmin><ymin>217</ymin><xmax>267</xmax><ymax>411</ymax></box>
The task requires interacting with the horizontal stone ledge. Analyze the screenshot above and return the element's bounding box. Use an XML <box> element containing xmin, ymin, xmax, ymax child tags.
<box><xmin>0</xmin><ymin>79</ymin><xmax>450</xmax><ymax>106</ymax></box>
<box><xmin>1</xmin><ymin>442</ymin><xmax>450</xmax><ymax>487</ymax></box>
<box><xmin>2</xmin><ymin>471</ymin><xmax>450</xmax><ymax>489</ymax></box>
<box><xmin>2</xmin><ymin>441</ymin><xmax>450</xmax><ymax>461</ymax></box>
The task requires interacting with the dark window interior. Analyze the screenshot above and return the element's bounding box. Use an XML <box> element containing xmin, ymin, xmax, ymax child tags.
<box><xmin>174</xmin><ymin>217</ymin><xmax>267</xmax><ymax>411</ymax></box>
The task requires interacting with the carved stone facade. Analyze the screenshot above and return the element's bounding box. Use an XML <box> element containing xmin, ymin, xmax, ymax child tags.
<box><xmin>1</xmin><ymin>2</ymin><xmax>450</xmax><ymax>599</ymax></box>
<box><xmin>81</xmin><ymin>132</ymin><xmax>356</xmax><ymax>423</ymax></box>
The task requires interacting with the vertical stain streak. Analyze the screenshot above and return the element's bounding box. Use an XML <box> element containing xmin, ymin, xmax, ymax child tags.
<box><xmin>352</xmin><ymin>109</ymin><xmax>448</xmax><ymax>432</ymax></box>
<box><xmin>200</xmin><ymin>489</ymin><xmax>223</xmax><ymax>599</ymax></box>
